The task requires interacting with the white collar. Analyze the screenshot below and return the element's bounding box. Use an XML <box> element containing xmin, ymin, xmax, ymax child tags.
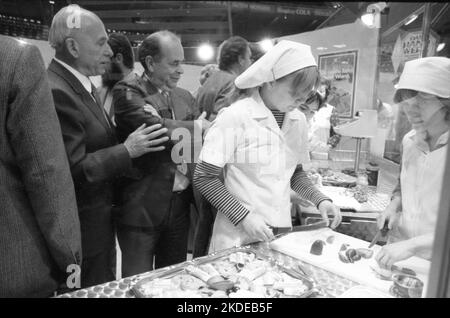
<box><xmin>54</xmin><ymin>58</ymin><xmax>93</xmax><ymax>94</ymax></box>
<box><xmin>408</xmin><ymin>129</ymin><xmax>449</xmax><ymax>152</ymax></box>
<box><xmin>248</xmin><ymin>90</ymin><xmax>302</xmax><ymax>121</ymax></box>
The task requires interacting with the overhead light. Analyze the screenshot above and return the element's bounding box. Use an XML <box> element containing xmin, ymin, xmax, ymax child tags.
<box><xmin>259</xmin><ymin>39</ymin><xmax>274</xmax><ymax>52</ymax></box>
<box><xmin>17</xmin><ymin>38</ymin><xmax>28</xmax><ymax>45</ymax></box>
<box><xmin>197</xmin><ymin>43</ymin><xmax>214</xmax><ymax>61</ymax></box>
<box><xmin>316</xmin><ymin>47</ymin><xmax>328</xmax><ymax>51</ymax></box>
<box><xmin>49</xmin><ymin>0</ymin><xmax>55</xmax><ymax>4</ymax></box>
<box><xmin>404</xmin><ymin>14</ymin><xmax>418</xmax><ymax>26</ymax></box>
<box><xmin>437</xmin><ymin>43</ymin><xmax>446</xmax><ymax>52</ymax></box>
<box><xmin>333</xmin><ymin>44</ymin><xmax>346</xmax><ymax>48</ymax></box>
<box><xmin>361</xmin><ymin>2</ymin><xmax>387</xmax><ymax>29</ymax></box>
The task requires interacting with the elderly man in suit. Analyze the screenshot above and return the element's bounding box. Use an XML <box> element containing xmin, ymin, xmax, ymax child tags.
<box><xmin>112</xmin><ymin>30</ymin><xmax>211</xmax><ymax>277</ymax></box>
<box><xmin>0</xmin><ymin>35</ymin><xmax>81</xmax><ymax>297</ymax></box>
<box><xmin>47</xmin><ymin>4</ymin><xmax>169</xmax><ymax>288</ymax></box>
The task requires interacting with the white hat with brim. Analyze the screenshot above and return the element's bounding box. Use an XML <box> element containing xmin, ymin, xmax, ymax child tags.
<box><xmin>396</xmin><ymin>56</ymin><xmax>450</xmax><ymax>98</ymax></box>
<box><xmin>235</xmin><ymin>40</ymin><xmax>317</xmax><ymax>89</ymax></box>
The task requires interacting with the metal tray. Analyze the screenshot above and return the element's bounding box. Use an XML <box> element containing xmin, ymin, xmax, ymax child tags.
<box><xmin>132</xmin><ymin>246</ymin><xmax>318</xmax><ymax>298</ymax></box>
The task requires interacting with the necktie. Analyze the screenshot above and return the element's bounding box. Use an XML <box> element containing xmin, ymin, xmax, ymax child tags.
<box><xmin>161</xmin><ymin>90</ymin><xmax>175</xmax><ymax>119</ymax></box>
<box><xmin>91</xmin><ymin>83</ymin><xmax>112</xmax><ymax>128</ymax></box>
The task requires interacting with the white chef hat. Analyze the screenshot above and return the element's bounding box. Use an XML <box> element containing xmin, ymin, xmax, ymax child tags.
<box><xmin>397</xmin><ymin>56</ymin><xmax>450</xmax><ymax>98</ymax></box>
<box><xmin>235</xmin><ymin>40</ymin><xmax>317</xmax><ymax>89</ymax></box>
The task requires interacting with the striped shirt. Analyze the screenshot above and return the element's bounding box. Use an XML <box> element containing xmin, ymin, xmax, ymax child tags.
<box><xmin>193</xmin><ymin>161</ymin><xmax>331</xmax><ymax>226</ymax></box>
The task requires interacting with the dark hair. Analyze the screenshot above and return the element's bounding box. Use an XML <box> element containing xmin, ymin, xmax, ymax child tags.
<box><xmin>228</xmin><ymin>66</ymin><xmax>320</xmax><ymax>105</ymax></box>
<box><xmin>138</xmin><ymin>30</ymin><xmax>180</xmax><ymax>71</ymax></box>
<box><xmin>393</xmin><ymin>89</ymin><xmax>417</xmax><ymax>104</ymax></box>
<box><xmin>218</xmin><ymin>36</ymin><xmax>249</xmax><ymax>72</ymax></box>
<box><xmin>249</xmin><ymin>42</ymin><xmax>264</xmax><ymax>62</ymax></box>
<box><xmin>108</xmin><ymin>33</ymin><xmax>134</xmax><ymax>69</ymax></box>
<box><xmin>320</xmin><ymin>77</ymin><xmax>332</xmax><ymax>99</ymax></box>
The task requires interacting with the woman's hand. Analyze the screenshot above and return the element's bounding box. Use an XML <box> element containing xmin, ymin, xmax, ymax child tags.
<box><xmin>377</xmin><ymin>197</ymin><xmax>401</xmax><ymax>230</ymax></box>
<box><xmin>318</xmin><ymin>200</ymin><xmax>342</xmax><ymax>229</ymax></box>
<box><xmin>375</xmin><ymin>240</ymin><xmax>415</xmax><ymax>269</ymax></box>
<box><xmin>239</xmin><ymin>213</ymin><xmax>274</xmax><ymax>243</ymax></box>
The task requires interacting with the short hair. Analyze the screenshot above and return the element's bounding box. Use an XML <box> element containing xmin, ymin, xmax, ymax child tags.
<box><xmin>108</xmin><ymin>33</ymin><xmax>134</xmax><ymax>69</ymax></box>
<box><xmin>319</xmin><ymin>76</ymin><xmax>332</xmax><ymax>100</ymax></box>
<box><xmin>138</xmin><ymin>30</ymin><xmax>180</xmax><ymax>71</ymax></box>
<box><xmin>249</xmin><ymin>43</ymin><xmax>265</xmax><ymax>62</ymax></box>
<box><xmin>200</xmin><ymin>64</ymin><xmax>218</xmax><ymax>76</ymax></box>
<box><xmin>48</xmin><ymin>4</ymin><xmax>99</xmax><ymax>50</ymax></box>
<box><xmin>218</xmin><ymin>36</ymin><xmax>249</xmax><ymax>72</ymax></box>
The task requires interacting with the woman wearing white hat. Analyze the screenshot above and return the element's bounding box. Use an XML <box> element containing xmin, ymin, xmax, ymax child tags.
<box><xmin>376</xmin><ymin>56</ymin><xmax>450</xmax><ymax>269</ymax></box>
<box><xmin>193</xmin><ymin>40</ymin><xmax>341</xmax><ymax>252</ymax></box>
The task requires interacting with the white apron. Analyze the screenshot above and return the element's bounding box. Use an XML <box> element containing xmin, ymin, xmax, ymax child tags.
<box><xmin>199</xmin><ymin>92</ymin><xmax>310</xmax><ymax>253</ymax></box>
<box><xmin>388</xmin><ymin>130</ymin><xmax>448</xmax><ymax>259</ymax></box>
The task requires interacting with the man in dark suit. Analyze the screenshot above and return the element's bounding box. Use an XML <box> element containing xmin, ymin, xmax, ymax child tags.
<box><xmin>47</xmin><ymin>5</ymin><xmax>169</xmax><ymax>287</ymax></box>
<box><xmin>112</xmin><ymin>30</ymin><xmax>210</xmax><ymax>276</ymax></box>
<box><xmin>0</xmin><ymin>35</ymin><xmax>81</xmax><ymax>297</ymax></box>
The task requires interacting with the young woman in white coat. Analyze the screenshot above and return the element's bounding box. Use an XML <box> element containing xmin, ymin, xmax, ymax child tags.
<box><xmin>193</xmin><ymin>41</ymin><xmax>341</xmax><ymax>253</ymax></box>
<box><xmin>376</xmin><ymin>56</ymin><xmax>450</xmax><ymax>269</ymax></box>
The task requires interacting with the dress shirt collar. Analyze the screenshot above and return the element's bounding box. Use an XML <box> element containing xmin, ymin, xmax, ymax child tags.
<box><xmin>54</xmin><ymin>57</ymin><xmax>93</xmax><ymax>94</ymax></box>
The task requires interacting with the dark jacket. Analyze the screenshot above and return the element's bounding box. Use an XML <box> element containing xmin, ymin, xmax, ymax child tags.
<box><xmin>48</xmin><ymin>59</ymin><xmax>132</xmax><ymax>258</ymax></box>
<box><xmin>112</xmin><ymin>74</ymin><xmax>198</xmax><ymax>227</ymax></box>
<box><xmin>0</xmin><ymin>36</ymin><xmax>81</xmax><ymax>297</ymax></box>
<box><xmin>195</xmin><ymin>69</ymin><xmax>236</xmax><ymax>120</ymax></box>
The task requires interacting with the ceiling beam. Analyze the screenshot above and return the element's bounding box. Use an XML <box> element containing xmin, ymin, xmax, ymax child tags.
<box><xmin>126</xmin><ymin>33</ymin><xmax>228</xmax><ymax>43</ymax></box>
<box><xmin>105</xmin><ymin>21</ymin><xmax>228</xmax><ymax>31</ymax></box>
<box><xmin>199</xmin><ymin>1</ymin><xmax>335</xmax><ymax>17</ymax></box>
<box><xmin>96</xmin><ymin>8</ymin><xmax>227</xmax><ymax>19</ymax></box>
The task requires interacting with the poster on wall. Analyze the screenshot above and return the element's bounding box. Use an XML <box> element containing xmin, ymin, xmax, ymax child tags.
<box><xmin>391</xmin><ymin>30</ymin><xmax>438</xmax><ymax>74</ymax></box>
<box><xmin>318</xmin><ymin>50</ymin><xmax>358</xmax><ymax>118</ymax></box>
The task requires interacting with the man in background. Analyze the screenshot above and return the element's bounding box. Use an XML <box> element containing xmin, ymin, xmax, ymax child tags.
<box><xmin>0</xmin><ymin>35</ymin><xmax>81</xmax><ymax>297</ymax></box>
<box><xmin>195</xmin><ymin>36</ymin><xmax>252</xmax><ymax>121</ymax></box>
<box><xmin>99</xmin><ymin>32</ymin><xmax>136</xmax><ymax>124</ymax></box>
<box><xmin>113</xmin><ymin>30</ymin><xmax>210</xmax><ymax>276</ymax></box>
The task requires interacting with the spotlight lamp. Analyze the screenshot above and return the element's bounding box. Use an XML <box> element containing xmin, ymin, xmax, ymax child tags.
<box><xmin>361</xmin><ymin>2</ymin><xmax>387</xmax><ymax>29</ymax></box>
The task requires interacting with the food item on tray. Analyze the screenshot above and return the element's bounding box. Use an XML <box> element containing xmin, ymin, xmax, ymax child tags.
<box><xmin>326</xmin><ymin>235</ymin><xmax>335</xmax><ymax>244</ymax></box>
<box><xmin>340</xmin><ymin>243</ymin><xmax>350</xmax><ymax>251</ymax></box>
<box><xmin>338</xmin><ymin>246</ymin><xmax>374</xmax><ymax>263</ymax></box>
<box><xmin>199</xmin><ymin>263</ymin><xmax>221</xmax><ymax>277</ymax></box>
<box><xmin>214</xmin><ymin>260</ymin><xmax>239</xmax><ymax>278</ymax></box>
<box><xmin>185</xmin><ymin>265</ymin><xmax>211</xmax><ymax>282</ymax></box>
<box><xmin>172</xmin><ymin>274</ymin><xmax>205</xmax><ymax>290</ymax></box>
<box><xmin>134</xmin><ymin>251</ymin><xmax>313</xmax><ymax>298</ymax></box>
<box><xmin>310</xmin><ymin>239</ymin><xmax>326</xmax><ymax>255</ymax></box>
<box><xmin>355</xmin><ymin>248</ymin><xmax>374</xmax><ymax>259</ymax></box>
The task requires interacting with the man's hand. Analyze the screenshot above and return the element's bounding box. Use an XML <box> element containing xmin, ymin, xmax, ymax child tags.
<box><xmin>375</xmin><ymin>240</ymin><xmax>415</xmax><ymax>269</ymax></box>
<box><xmin>124</xmin><ymin>123</ymin><xmax>169</xmax><ymax>158</ymax></box>
<box><xmin>238</xmin><ymin>213</ymin><xmax>274</xmax><ymax>243</ymax></box>
<box><xmin>143</xmin><ymin>104</ymin><xmax>161</xmax><ymax>118</ymax></box>
<box><xmin>318</xmin><ymin>200</ymin><xmax>342</xmax><ymax>229</ymax></box>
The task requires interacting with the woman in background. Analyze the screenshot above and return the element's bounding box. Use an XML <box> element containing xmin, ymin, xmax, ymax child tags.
<box><xmin>376</xmin><ymin>57</ymin><xmax>450</xmax><ymax>268</ymax></box>
<box><xmin>308</xmin><ymin>78</ymin><xmax>341</xmax><ymax>158</ymax></box>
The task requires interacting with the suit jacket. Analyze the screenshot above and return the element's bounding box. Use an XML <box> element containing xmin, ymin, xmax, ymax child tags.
<box><xmin>195</xmin><ymin>69</ymin><xmax>236</xmax><ymax>120</ymax></box>
<box><xmin>112</xmin><ymin>74</ymin><xmax>198</xmax><ymax>227</ymax></box>
<box><xmin>48</xmin><ymin>59</ymin><xmax>132</xmax><ymax>257</ymax></box>
<box><xmin>0</xmin><ymin>36</ymin><xmax>81</xmax><ymax>297</ymax></box>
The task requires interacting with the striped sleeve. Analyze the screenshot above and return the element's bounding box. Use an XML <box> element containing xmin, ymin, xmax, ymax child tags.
<box><xmin>290</xmin><ymin>164</ymin><xmax>331</xmax><ymax>207</ymax></box>
<box><xmin>193</xmin><ymin>160</ymin><xmax>250</xmax><ymax>226</ymax></box>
